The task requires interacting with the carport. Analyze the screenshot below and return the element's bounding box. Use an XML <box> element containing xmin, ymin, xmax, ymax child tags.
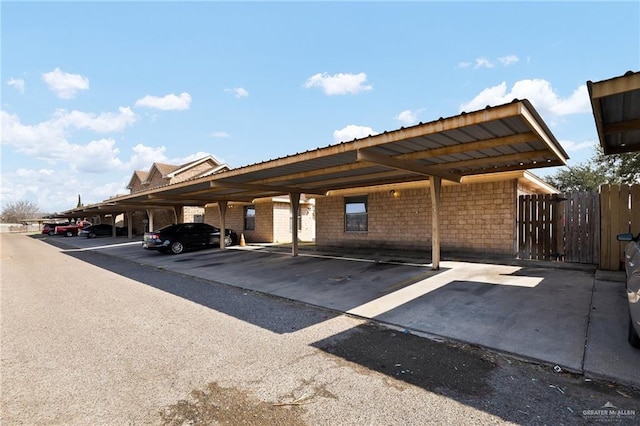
<box><xmin>588</xmin><ymin>70</ymin><xmax>640</xmax><ymax>155</ymax></box>
<box><xmin>68</xmin><ymin>99</ymin><xmax>568</xmax><ymax>269</ymax></box>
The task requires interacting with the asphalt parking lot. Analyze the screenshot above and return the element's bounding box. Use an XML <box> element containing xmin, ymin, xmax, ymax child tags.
<box><xmin>43</xmin><ymin>234</ymin><xmax>640</xmax><ymax>389</ymax></box>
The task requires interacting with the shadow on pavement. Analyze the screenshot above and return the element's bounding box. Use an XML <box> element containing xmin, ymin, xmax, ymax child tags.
<box><xmin>59</xmin><ymin>247</ymin><xmax>339</xmax><ymax>335</ymax></box>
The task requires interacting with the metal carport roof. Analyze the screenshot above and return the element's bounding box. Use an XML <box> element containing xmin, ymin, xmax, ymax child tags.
<box><xmin>588</xmin><ymin>70</ymin><xmax>640</xmax><ymax>155</ymax></box>
<box><xmin>88</xmin><ymin>98</ymin><xmax>567</xmax><ymax>207</ymax></box>
<box><xmin>65</xmin><ymin>98</ymin><xmax>568</xmax><ymax>268</ymax></box>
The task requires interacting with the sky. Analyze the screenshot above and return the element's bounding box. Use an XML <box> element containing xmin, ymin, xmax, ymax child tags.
<box><xmin>1</xmin><ymin>1</ymin><xmax>639</xmax><ymax>214</ymax></box>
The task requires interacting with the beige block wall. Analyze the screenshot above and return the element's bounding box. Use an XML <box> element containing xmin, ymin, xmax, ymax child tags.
<box><xmin>316</xmin><ymin>179</ymin><xmax>520</xmax><ymax>255</ymax></box>
<box><xmin>205</xmin><ymin>200</ymin><xmax>274</xmax><ymax>243</ymax></box>
<box><xmin>272</xmin><ymin>202</ymin><xmax>316</xmax><ymax>243</ymax></box>
<box><xmin>149</xmin><ymin>209</ymin><xmax>177</xmax><ymax>231</ymax></box>
<box><xmin>204</xmin><ymin>198</ymin><xmax>316</xmax><ymax>244</ymax></box>
<box><xmin>183</xmin><ymin>206</ymin><xmax>205</xmax><ymax>222</ymax></box>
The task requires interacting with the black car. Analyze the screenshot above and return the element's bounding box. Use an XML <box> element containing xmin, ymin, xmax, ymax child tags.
<box><xmin>79</xmin><ymin>224</ymin><xmax>127</xmax><ymax>238</ymax></box>
<box><xmin>142</xmin><ymin>223</ymin><xmax>238</xmax><ymax>254</ymax></box>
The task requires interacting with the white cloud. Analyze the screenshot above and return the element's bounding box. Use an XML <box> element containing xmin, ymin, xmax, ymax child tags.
<box><xmin>558</xmin><ymin>138</ymin><xmax>598</xmax><ymax>152</ymax></box>
<box><xmin>395</xmin><ymin>109</ymin><xmax>424</xmax><ymax>126</ymax></box>
<box><xmin>135</xmin><ymin>92</ymin><xmax>191</xmax><ymax>110</ymax></box>
<box><xmin>1</xmin><ymin>110</ymin><xmax>69</xmax><ymax>159</ymax></box>
<box><xmin>42</xmin><ymin>68</ymin><xmax>89</xmax><ymax>99</ymax></box>
<box><xmin>474</xmin><ymin>57</ymin><xmax>494</xmax><ymax>69</ymax></box>
<box><xmin>210</xmin><ymin>131</ymin><xmax>230</xmax><ymax>138</ymax></box>
<box><xmin>460</xmin><ymin>55</ymin><xmax>519</xmax><ymax>70</ymax></box>
<box><xmin>549</xmin><ymin>85</ymin><xmax>590</xmax><ymax>116</ymax></box>
<box><xmin>7</xmin><ymin>78</ymin><xmax>25</xmax><ymax>93</ymax></box>
<box><xmin>126</xmin><ymin>144</ymin><xmax>168</xmax><ymax>171</ymax></box>
<box><xmin>333</xmin><ymin>124</ymin><xmax>378</xmax><ymax>143</ymax></box>
<box><xmin>498</xmin><ymin>55</ymin><xmax>519</xmax><ymax>66</ymax></box>
<box><xmin>1</xmin><ymin>107</ymin><xmax>137</xmax><ymax>163</ymax></box>
<box><xmin>73</xmin><ymin>138</ymin><xmax>123</xmax><ymax>173</ymax></box>
<box><xmin>170</xmin><ymin>151</ymin><xmax>215</xmax><ymax>165</ymax></box>
<box><xmin>225</xmin><ymin>87</ymin><xmax>248</xmax><ymax>98</ymax></box>
<box><xmin>1</xmin><ymin>107</ymin><xmax>138</xmax><ymax>173</ymax></box>
<box><xmin>52</xmin><ymin>107</ymin><xmax>138</xmax><ymax>132</ymax></box>
<box><xmin>0</xmin><ymin>168</ymin><xmax>87</xmax><ymax>214</ymax></box>
<box><xmin>459</xmin><ymin>79</ymin><xmax>591</xmax><ymax>119</ymax></box>
<box><xmin>304</xmin><ymin>72</ymin><xmax>372</xmax><ymax>95</ymax></box>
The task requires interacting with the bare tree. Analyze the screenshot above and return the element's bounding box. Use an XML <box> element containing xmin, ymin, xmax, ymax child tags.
<box><xmin>1</xmin><ymin>200</ymin><xmax>40</xmax><ymax>223</ymax></box>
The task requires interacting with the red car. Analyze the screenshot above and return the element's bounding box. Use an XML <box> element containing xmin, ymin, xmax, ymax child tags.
<box><xmin>50</xmin><ymin>221</ymin><xmax>91</xmax><ymax>237</ymax></box>
<box><xmin>42</xmin><ymin>222</ymin><xmax>69</xmax><ymax>236</ymax></box>
<box><xmin>54</xmin><ymin>223</ymin><xmax>80</xmax><ymax>237</ymax></box>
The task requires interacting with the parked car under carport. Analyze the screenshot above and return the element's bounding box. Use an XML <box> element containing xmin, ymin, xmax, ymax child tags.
<box><xmin>617</xmin><ymin>232</ymin><xmax>640</xmax><ymax>348</ymax></box>
<box><xmin>79</xmin><ymin>224</ymin><xmax>127</xmax><ymax>238</ymax></box>
<box><xmin>143</xmin><ymin>223</ymin><xmax>238</xmax><ymax>254</ymax></box>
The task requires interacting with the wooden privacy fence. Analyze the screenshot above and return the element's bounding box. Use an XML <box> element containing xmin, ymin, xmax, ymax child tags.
<box><xmin>600</xmin><ymin>184</ymin><xmax>640</xmax><ymax>271</ymax></box>
<box><xmin>518</xmin><ymin>184</ymin><xmax>639</xmax><ymax>270</ymax></box>
<box><xmin>518</xmin><ymin>194</ymin><xmax>560</xmax><ymax>261</ymax></box>
<box><xmin>518</xmin><ymin>192</ymin><xmax>599</xmax><ymax>264</ymax></box>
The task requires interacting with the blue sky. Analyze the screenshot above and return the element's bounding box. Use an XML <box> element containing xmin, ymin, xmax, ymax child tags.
<box><xmin>2</xmin><ymin>1</ymin><xmax>639</xmax><ymax>214</ymax></box>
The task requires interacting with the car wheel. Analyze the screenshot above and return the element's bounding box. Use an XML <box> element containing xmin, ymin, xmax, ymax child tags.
<box><xmin>48</xmin><ymin>231</ymin><xmax>55</xmax><ymax>236</ymax></box>
<box><xmin>65</xmin><ymin>231</ymin><xmax>73</xmax><ymax>237</ymax></box>
<box><xmin>89</xmin><ymin>232</ymin><xmax>97</xmax><ymax>238</ymax></box>
<box><xmin>224</xmin><ymin>235</ymin><xmax>233</xmax><ymax>246</ymax></box>
<box><xmin>628</xmin><ymin>316</ymin><xmax>640</xmax><ymax>348</ymax></box>
<box><xmin>169</xmin><ymin>241</ymin><xmax>184</xmax><ymax>254</ymax></box>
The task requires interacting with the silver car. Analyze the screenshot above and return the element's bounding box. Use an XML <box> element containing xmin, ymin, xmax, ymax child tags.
<box><xmin>618</xmin><ymin>232</ymin><xmax>640</xmax><ymax>348</ymax></box>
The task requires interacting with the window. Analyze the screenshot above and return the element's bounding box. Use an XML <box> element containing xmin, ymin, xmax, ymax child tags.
<box><xmin>345</xmin><ymin>196</ymin><xmax>368</xmax><ymax>232</ymax></box>
<box><xmin>244</xmin><ymin>206</ymin><xmax>255</xmax><ymax>230</ymax></box>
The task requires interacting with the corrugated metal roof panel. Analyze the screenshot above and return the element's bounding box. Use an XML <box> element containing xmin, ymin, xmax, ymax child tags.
<box><xmin>588</xmin><ymin>70</ymin><xmax>640</xmax><ymax>155</ymax></box>
<box><xmin>67</xmin><ymin>99</ymin><xmax>569</xmax><ymax>213</ymax></box>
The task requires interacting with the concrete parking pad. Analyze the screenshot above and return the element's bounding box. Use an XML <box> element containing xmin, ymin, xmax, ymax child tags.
<box><xmin>41</xmin><ymin>235</ymin><xmax>640</xmax><ymax>388</ymax></box>
<box><xmin>584</xmin><ymin>272</ymin><xmax>640</xmax><ymax>386</ymax></box>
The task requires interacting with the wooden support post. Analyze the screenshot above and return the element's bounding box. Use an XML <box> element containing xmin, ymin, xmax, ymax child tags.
<box><xmin>126</xmin><ymin>212</ymin><xmax>133</xmax><ymax>238</ymax></box>
<box><xmin>218</xmin><ymin>201</ymin><xmax>228</xmax><ymax>249</ymax></box>
<box><xmin>146</xmin><ymin>209</ymin><xmax>154</xmax><ymax>232</ymax></box>
<box><xmin>430</xmin><ymin>176</ymin><xmax>442</xmax><ymax>270</ymax></box>
<box><xmin>290</xmin><ymin>192</ymin><xmax>300</xmax><ymax>257</ymax></box>
<box><xmin>111</xmin><ymin>214</ymin><xmax>116</xmax><ymax>237</ymax></box>
<box><xmin>173</xmin><ymin>205</ymin><xmax>184</xmax><ymax>224</ymax></box>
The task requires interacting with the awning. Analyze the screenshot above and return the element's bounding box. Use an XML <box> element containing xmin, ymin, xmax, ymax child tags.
<box><xmin>82</xmin><ymin>99</ymin><xmax>567</xmax><ymax>208</ymax></box>
<box><xmin>588</xmin><ymin>70</ymin><xmax>640</xmax><ymax>155</ymax></box>
<box><xmin>64</xmin><ymin>99</ymin><xmax>568</xmax><ymax>267</ymax></box>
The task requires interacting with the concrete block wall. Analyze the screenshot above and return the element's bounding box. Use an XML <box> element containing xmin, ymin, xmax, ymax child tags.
<box><xmin>183</xmin><ymin>206</ymin><xmax>205</xmax><ymax>222</ymax></box>
<box><xmin>441</xmin><ymin>180</ymin><xmax>517</xmax><ymax>254</ymax></box>
<box><xmin>316</xmin><ymin>179</ymin><xmax>519</xmax><ymax>255</ymax></box>
<box><xmin>273</xmin><ymin>202</ymin><xmax>291</xmax><ymax>243</ymax></box>
<box><xmin>252</xmin><ymin>200</ymin><xmax>274</xmax><ymax>242</ymax></box>
<box><xmin>300</xmin><ymin>204</ymin><xmax>315</xmax><ymax>242</ymax></box>
<box><xmin>204</xmin><ymin>201</ymin><xmax>274</xmax><ymax>243</ymax></box>
<box><xmin>150</xmin><ymin>209</ymin><xmax>176</xmax><ymax>231</ymax></box>
<box><xmin>272</xmin><ymin>202</ymin><xmax>316</xmax><ymax>243</ymax></box>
